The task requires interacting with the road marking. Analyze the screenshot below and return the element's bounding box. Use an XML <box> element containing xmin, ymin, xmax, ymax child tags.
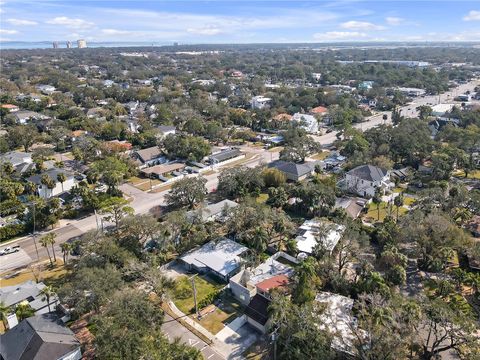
<box><xmin>207</xmin><ymin>354</ymin><xmax>215</xmax><ymax>359</ymax></box>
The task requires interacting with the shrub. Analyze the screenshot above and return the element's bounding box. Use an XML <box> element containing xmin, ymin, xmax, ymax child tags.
<box><xmin>0</xmin><ymin>223</ymin><xmax>26</xmax><ymax>241</ymax></box>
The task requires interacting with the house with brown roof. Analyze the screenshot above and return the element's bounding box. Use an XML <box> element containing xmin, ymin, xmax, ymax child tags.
<box><xmin>1</xmin><ymin>104</ymin><xmax>19</xmax><ymax>113</ymax></box>
<box><xmin>140</xmin><ymin>162</ymin><xmax>186</xmax><ymax>179</ymax></box>
<box><xmin>310</xmin><ymin>106</ymin><xmax>328</xmax><ymax>116</ymax></box>
<box><xmin>467</xmin><ymin>215</ymin><xmax>480</xmax><ymax>238</ymax></box>
<box><xmin>133</xmin><ymin>146</ymin><xmax>164</xmax><ymax>168</ymax></box>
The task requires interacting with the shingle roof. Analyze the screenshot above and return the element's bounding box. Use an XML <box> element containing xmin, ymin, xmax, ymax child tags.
<box><xmin>0</xmin><ymin>151</ymin><xmax>32</xmax><ymax>166</ymax></box>
<box><xmin>256</xmin><ymin>275</ymin><xmax>289</xmax><ymax>293</ymax></box>
<box><xmin>269</xmin><ymin>160</ymin><xmax>313</xmax><ymax>177</ymax></box>
<box><xmin>210</xmin><ymin>148</ymin><xmax>242</xmax><ymax>162</ymax></box>
<box><xmin>346</xmin><ymin>164</ymin><xmax>388</xmax><ymax>182</ymax></box>
<box><xmin>0</xmin><ymin>314</ymin><xmax>80</xmax><ymax>360</ymax></box>
<box><xmin>135</xmin><ymin>146</ymin><xmax>162</xmax><ymax>163</ymax></box>
<box><xmin>27</xmin><ymin>168</ymin><xmax>74</xmax><ymax>186</ymax></box>
<box><xmin>245</xmin><ymin>294</ymin><xmax>270</xmax><ymax>325</ymax></box>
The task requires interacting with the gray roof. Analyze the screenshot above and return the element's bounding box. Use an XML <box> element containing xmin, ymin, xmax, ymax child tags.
<box><xmin>135</xmin><ymin>146</ymin><xmax>162</xmax><ymax>163</ymax></box>
<box><xmin>181</xmin><ymin>239</ymin><xmax>247</xmax><ymax>277</ymax></box>
<box><xmin>0</xmin><ymin>280</ymin><xmax>58</xmax><ymax>312</ymax></box>
<box><xmin>27</xmin><ymin>168</ymin><xmax>74</xmax><ymax>186</ymax></box>
<box><xmin>187</xmin><ymin>199</ymin><xmax>238</xmax><ymax>222</ymax></box>
<box><xmin>269</xmin><ymin>160</ymin><xmax>314</xmax><ymax>177</ymax></box>
<box><xmin>0</xmin><ymin>151</ymin><xmax>32</xmax><ymax>166</ymax></box>
<box><xmin>0</xmin><ymin>314</ymin><xmax>80</xmax><ymax>360</ymax></box>
<box><xmin>14</xmin><ymin>110</ymin><xmax>50</xmax><ymax>121</ymax></box>
<box><xmin>210</xmin><ymin>148</ymin><xmax>242</xmax><ymax>162</ymax></box>
<box><xmin>346</xmin><ymin>164</ymin><xmax>388</xmax><ymax>182</ymax></box>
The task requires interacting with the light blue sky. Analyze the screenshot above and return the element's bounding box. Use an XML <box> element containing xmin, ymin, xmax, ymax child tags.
<box><xmin>0</xmin><ymin>1</ymin><xmax>479</xmax><ymax>43</ymax></box>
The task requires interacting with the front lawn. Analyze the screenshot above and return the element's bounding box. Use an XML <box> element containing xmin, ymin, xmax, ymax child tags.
<box><xmin>195</xmin><ymin>293</ymin><xmax>244</xmax><ymax>334</ymax></box>
<box><xmin>172</xmin><ymin>275</ymin><xmax>224</xmax><ymax>315</ymax></box>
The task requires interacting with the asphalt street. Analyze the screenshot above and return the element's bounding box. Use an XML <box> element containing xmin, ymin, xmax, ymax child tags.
<box><xmin>162</xmin><ymin>314</ymin><xmax>225</xmax><ymax>359</ymax></box>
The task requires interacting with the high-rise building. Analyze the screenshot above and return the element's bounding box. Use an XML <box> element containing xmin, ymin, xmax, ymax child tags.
<box><xmin>77</xmin><ymin>39</ymin><xmax>87</xmax><ymax>48</ymax></box>
<box><xmin>52</xmin><ymin>42</ymin><xmax>58</xmax><ymax>49</ymax></box>
<box><xmin>66</xmin><ymin>41</ymin><xmax>72</xmax><ymax>48</ymax></box>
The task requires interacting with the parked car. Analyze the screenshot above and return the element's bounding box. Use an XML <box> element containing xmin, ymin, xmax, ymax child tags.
<box><xmin>0</xmin><ymin>245</ymin><xmax>20</xmax><ymax>255</ymax></box>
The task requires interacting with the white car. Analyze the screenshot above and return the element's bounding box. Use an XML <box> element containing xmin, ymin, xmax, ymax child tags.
<box><xmin>0</xmin><ymin>245</ymin><xmax>20</xmax><ymax>256</ymax></box>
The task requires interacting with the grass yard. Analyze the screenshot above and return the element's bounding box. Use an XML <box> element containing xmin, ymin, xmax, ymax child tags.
<box><xmin>256</xmin><ymin>193</ymin><xmax>269</xmax><ymax>204</ymax></box>
<box><xmin>0</xmin><ymin>261</ymin><xmax>68</xmax><ymax>287</ymax></box>
<box><xmin>172</xmin><ymin>275</ymin><xmax>224</xmax><ymax>315</ymax></box>
<box><xmin>403</xmin><ymin>196</ymin><xmax>416</xmax><ymax>206</ymax></box>
<box><xmin>365</xmin><ymin>202</ymin><xmax>408</xmax><ymax>222</ymax></box>
<box><xmin>310</xmin><ymin>151</ymin><xmax>330</xmax><ymax>160</ymax></box>
<box><xmin>453</xmin><ymin>169</ymin><xmax>480</xmax><ymax>180</ymax></box>
<box><xmin>195</xmin><ymin>293</ymin><xmax>244</xmax><ymax>334</ymax></box>
<box><xmin>127</xmin><ymin>176</ymin><xmax>147</xmax><ymax>185</ymax></box>
<box><xmin>135</xmin><ymin>179</ymin><xmax>163</xmax><ymax>191</ymax></box>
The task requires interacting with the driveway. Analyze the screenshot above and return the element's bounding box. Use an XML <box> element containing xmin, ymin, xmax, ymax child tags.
<box><xmin>215</xmin><ymin>316</ymin><xmax>260</xmax><ymax>359</ymax></box>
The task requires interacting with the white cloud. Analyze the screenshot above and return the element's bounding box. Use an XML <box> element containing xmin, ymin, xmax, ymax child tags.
<box><xmin>385</xmin><ymin>17</ymin><xmax>404</xmax><ymax>25</ymax></box>
<box><xmin>313</xmin><ymin>31</ymin><xmax>367</xmax><ymax>41</ymax></box>
<box><xmin>463</xmin><ymin>10</ymin><xmax>480</xmax><ymax>21</ymax></box>
<box><xmin>6</xmin><ymin>18</ymin><xmax>38</xmax><ymax>26</ymax></box>
<box><xmin>341</xmin><ymin>20</ymin><xmax>385</xmax><ymax>30</ymax></box>
<box><xmin>0</xmin><ymin>29</ymin><xmax>18</xmax><ymax>34</ymax></box>
<box><xmin>101</xmin><ymin>29</ymin><xmax>134</xmax><ymax>36</ymax></box>
<box><xmin>187</xmin><ymin>26</ymin><xmax>222</xmax><ymax>36</ymax></box>
<box><xmin>46</xmin><ymin>16</ymin><xmax>94</xmax><ymax>29</ymax></box>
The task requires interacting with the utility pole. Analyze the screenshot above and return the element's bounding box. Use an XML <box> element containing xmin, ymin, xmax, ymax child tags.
<box><xmin>94</xmin><ymin>208</ymin><xmax>99</xmax><ymax>231</ymax></box>
<box><xmin>271</xmin><ymin>328</ymin><xmax>278</xmax><ymax>360</ymax></box>
<box><xmin>31</xmin><ymin>202</ymin><xmax>40</xmax><ymax>260</ymax></box>
<box><xmin>189</xmin><ymin>274</ymin><xmax>200</xmax><ymax>319</ymax></box>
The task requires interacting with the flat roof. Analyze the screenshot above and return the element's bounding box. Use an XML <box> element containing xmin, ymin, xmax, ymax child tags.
<box><xmin>180</xmin><ymin>238</ymin><xmax>248</xmax><ymax>277</ymax></box>
<box><xmin>141</xmin><ymin>162</ymin><xmax>185</xmax><ymax>175</ymax></box>
<box><xmin>296</xmin><ymin>219</ymin><xmax>345</xmax><ymax>254</ymax></box>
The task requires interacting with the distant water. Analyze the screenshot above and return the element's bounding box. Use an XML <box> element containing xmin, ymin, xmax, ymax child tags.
<box><xmin>0</xmin><ymin>41</ymin><xmax>169</xmax><ymax>50</ymax></box>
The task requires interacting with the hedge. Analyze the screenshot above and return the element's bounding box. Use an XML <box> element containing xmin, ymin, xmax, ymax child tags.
<box><xmin>0</xmin><ymin>223</ymin><xmax>26</xmax><ymax>242</ymax></box>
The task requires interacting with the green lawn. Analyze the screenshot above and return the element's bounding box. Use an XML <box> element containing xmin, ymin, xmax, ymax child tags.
<box><xmin>311</xmin><ymin>151</ymin><xmax>330</xmax><ymax>160</ymax></box>
<box><xmin>404</xmin><ymin>196</ymin><xmax>416</xmax><ymax>206</ymax></box>
<box><xmin>195</xmin><ymin>293</ymin><xmax>244</xmax><ymax>334</ymax></box>
<box><xmin>256</xmin><ymin>193</ymin><xmax>269</xmax><ymax>204</ymax></box>
<box><xmin>365</xmin><ymin>202</ymin><xmax>408</xmax><ymax>222</ymax></box>
<box><xmin>453</xmin><ymin>169</ymin><xmax>480</xmax><ymax>180</ymax></box>
<box><xmin>172</xmin><ymin>275</ymin><xmax>224</xmax><ymax>315</ymax></box>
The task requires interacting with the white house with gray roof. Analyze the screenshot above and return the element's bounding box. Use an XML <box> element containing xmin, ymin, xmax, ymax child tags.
<box><xmin>345</xmin><ymin>164</ymin><xmax>392</xmax><ymax>197</ymax></box>
<box><xmin>180</xmin><ymin>238</ymin><xmax>248</xmax><ymax>282</ymax></box>
<box><xmin>27</xmin><ymin>168</ymin><xmax>76</xmax><ymax>199</ymax></box>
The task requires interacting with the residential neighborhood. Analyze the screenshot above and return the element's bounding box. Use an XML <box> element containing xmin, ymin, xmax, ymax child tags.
<box><xmin>0</xmin><ymin>19</ymin><xmax>480</xmax><ymax>360</ymax></box>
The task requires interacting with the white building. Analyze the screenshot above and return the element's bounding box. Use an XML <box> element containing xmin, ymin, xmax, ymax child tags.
<box><xmin>295</xmin><ymin>219</ymin><xmax>345</xmax><ymax>255</ymax></box>
<box><xmin>345</xmin><ymin>164</ymin><xmax>392</xmax><ymax>198</ymax></box>
<box><xmin>251</xmin><ymin>95</ymin><xmax>272</xmax><ymax>110</ymax></box>
<box><xmin>77</xmin><ymin>39</ymin><xmax>87</xmax><ymax>48</ymax></box>
<box><xmin>36</xmin><ymin>84</ymin><xmax>56</xmax><ymax>95</ymax></box>
<box><xmin>292</xmin><ymin>113</ymin><xmax>319</xmax><ymax>134</ymax></box>
<box><xmin>431</xmin><ymin>103</ymin><xmax>455</xmax><ymax>117</ymax></box>
<box><xmin>27</xmin><ymin>169</ymin><xmax>76</xmax><ymax>199</ymax></box>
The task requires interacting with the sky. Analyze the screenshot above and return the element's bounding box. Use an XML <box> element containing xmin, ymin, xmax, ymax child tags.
<box><xmin>0</xmin><ymin>0</ymin><xmax>479</xmax><ymax>44</ymax></box>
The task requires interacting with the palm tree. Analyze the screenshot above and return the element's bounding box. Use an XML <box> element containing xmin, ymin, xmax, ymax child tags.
<box><xmin>60</xmin><ymin>242</ymin><xmax>72</xmax><ymax>264</ymax></box>
<box><xmin>24</xmin><ymin>181</ymin><xmax>38</xmax><ymax>195</ymax></box>
<box><xmin>39</xmin><ymin>285</ymin><xmax>55</xmax><ymax>313</ymax></box>
<box><xmin>394</xmin><ymin>194</ymin><xmax>404</xmax><ymax>222</ymax></box>
<box><xmin>372</xmin><ymin>189</ymin><xmax>382</xmax><ymax>221</ymax></box>
<box><xmin>0</xmin><ymin>301</ymin><xmax>10</xmax><ymax>329</ymax></box>
<box><xmin>15</xmin><ymin>303</ymin><xmax>35</xmax><ymax>321</ymax></box>
<box><xmin>40</xmin><ymin>233</ymin><xmax>56</xmax><ymax>265</ymax></box>
<box><xmin>57</xmin><ymin>172</ymin><xmax>67</xmax><ymax>193</ymax></box>
<box><xmin>40</xmin><ymin>174</ymin><xmax>55</xmax><ymax>198</ymax></box>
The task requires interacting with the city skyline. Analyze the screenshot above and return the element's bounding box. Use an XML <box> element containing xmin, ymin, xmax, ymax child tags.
<box><xmin>0</xmin><ymin>1</ymin><xmax>479</xmax><ymax>44</ymax></box>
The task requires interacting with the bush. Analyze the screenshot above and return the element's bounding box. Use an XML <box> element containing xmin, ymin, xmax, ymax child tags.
<box><xmin>0</xmin><ymin>223</ymin><xmax>26</xmax><ymax>241</ymax></box>
<box><xmin>195</xmin><ymin>289</ymin><xmax>222</xmax><ymax>312</ymax></box>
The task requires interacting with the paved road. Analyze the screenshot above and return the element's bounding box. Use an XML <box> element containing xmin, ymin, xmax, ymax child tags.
<box><xmin>311</xmin><ymin>79</ymin><xmax>480</xmax><ymax>146</ymax></box>
<box><xmin>1</xmin><ymin>146</ymin><xmax>279</xmax><ymax>272</ymax></box>
<box><xmin>162</xmin><ymin>313</ymin><xmax>225</xmax><ymax>360</ymax></box>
